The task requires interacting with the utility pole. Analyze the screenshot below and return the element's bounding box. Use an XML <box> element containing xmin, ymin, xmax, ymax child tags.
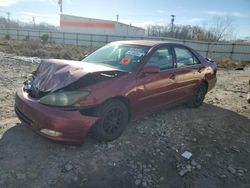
<box><xmin>32</xmin><ymin>16</ymin><xmax>35</xmax><ymax>28</ymax></box>
<box><xmin>116</xmin><ymin>14</ymin><xmax>119</xmax><ymax>22</ymax></box>
<box><xmin>170</xmin><ymin>14</ymin><xmax>175</xmax><ymax>36</ymax></box>
<box><xmin>7</xmin><ymin>12</ymin><xmax>10</xmax><ymax>22</ymax></box>
<box><xmin>58</xmin><ymin>0</ymin><xmax>63</xmax><ymax>13</ymax></box>
<box><xmin>6</xmin><ymin>12</ymin><xmax>11</xmax><ymax>33</ymax></box>
<box><xmin>6</xmin><ymin>12</ymin><xmax>10</xmax><ymax>26</ymax></box>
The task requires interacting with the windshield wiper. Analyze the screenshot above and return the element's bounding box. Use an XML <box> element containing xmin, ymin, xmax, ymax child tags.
<box><xmin>100</xmin><ymin>73</ymin><xmax>117</xmax><ymax>78</ymax></box>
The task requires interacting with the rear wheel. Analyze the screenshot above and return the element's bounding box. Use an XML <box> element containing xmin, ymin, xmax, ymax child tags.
<box><xmin>187</xmin><ymin>82</ymin><xmax>207</xmax><ymax>108</ymax></box>
<box><xmin>91</xmin><ymin>99</ymin><xmax>128</xmax><ymax>142</ymax></box>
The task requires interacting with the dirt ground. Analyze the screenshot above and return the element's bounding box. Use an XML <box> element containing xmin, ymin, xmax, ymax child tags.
<box><xmin>0</xmin><ymin>52</ymin><xmax>250</xmax><ymax>188</ymax></box>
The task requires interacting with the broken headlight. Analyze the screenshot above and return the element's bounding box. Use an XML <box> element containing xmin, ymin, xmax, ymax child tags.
<box><xmin>39</xmin><ymin>91</ymin><xmax>90</xmax><ymax>107</ymax></box>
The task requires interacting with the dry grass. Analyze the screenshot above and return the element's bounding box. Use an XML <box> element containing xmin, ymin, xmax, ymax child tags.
<box><xmin>215</xmin><ymin>57</ymin><xmax>249</xmax><ymax>69</ymax></box>
<box><xmin>0</xmin><ymin>39</ymin><xmax>95</xmax><ymax>61</ymax></box>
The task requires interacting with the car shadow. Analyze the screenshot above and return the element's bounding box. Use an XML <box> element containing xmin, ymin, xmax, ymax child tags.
<box><xmin>0</xmin><ymin>103</ymin><xmax>250</xmax><ymax>188</ymax></box>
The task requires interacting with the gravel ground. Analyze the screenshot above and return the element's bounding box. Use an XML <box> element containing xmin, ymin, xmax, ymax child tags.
<box><xmin>0</xmin><ymin>52</ymin><xmax>249</xmax><ymax>188</ymax></box>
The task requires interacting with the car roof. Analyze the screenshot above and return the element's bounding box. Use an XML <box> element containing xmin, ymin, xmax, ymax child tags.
<box><xmin>111</xmin><ymin>40</ymin><xmax>182</xmax><ymax>47</ymax></box>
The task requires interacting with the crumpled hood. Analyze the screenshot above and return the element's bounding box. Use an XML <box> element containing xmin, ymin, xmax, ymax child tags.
<box><xmin>32</xmin><ymin>59</ymin><xmax>117</xmax><ymax>92</ymax></box>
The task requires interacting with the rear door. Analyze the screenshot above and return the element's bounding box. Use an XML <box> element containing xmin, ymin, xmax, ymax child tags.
<box><xmin>172</xmin><ymin>45</ymin><xmax>205</xmax><ymax>99</ymax></box>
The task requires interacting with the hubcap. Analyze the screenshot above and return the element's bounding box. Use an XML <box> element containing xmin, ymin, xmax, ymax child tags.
<box><xmin>103</xmin><ymin>108</ymin><xmax>123</xmax><ymax>134</ymax></box>
<box><xmin>196</xmin><ymin>86</ymin><xmax>206</xmax><ymax>104</ymax></box>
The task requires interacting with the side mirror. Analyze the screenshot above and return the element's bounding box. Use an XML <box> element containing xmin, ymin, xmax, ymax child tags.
<box><xmin>205</xmin><ymin>57</ymin><xmax>214</xmax><ymax>63</ymax></box>
<box><xmin>142</xmin><ymin>66</ymin><xmax>160</xmax><ymax>74</ymax></box>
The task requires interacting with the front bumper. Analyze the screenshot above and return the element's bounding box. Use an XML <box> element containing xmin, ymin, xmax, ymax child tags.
<box><xmin>208</xmin><ymin>77</ymin><xmax>217</xmax><ymax>92</ymax></box>
<box><xmin>15</xmin><ymin>88</ymin><xmax>98</xmax><ymax>144</ymax></box>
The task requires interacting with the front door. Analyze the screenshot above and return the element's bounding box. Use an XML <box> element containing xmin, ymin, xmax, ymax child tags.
<box><xmin>135</xmin><ymin>46</ymin><xmax>180</xmax><ymax>115</ymax></box>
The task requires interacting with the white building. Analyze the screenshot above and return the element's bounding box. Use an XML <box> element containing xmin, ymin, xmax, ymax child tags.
<box><xmin>60</xmin><ymin>14</ymin><xmax>145</xmax><ymax>37</ymax></box>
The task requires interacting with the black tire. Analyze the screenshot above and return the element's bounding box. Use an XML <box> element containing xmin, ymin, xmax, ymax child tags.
<box><xmin>91</xmin><ymin>99</ymin><xmax>129</xmax><ymax>142</ymax></box>
<box><xmin>187</xmin><ymin>82</ymin><xmax>207</xmax><ymax>108</ymax></box>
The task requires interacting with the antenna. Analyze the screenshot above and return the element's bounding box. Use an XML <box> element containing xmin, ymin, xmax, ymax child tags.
<box><xmin>116</xmin><ymin>14</ymin><xmax>119</xmax><ymax>22</ymax></box>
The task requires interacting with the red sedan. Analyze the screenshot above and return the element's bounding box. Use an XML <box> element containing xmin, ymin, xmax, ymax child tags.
<box><xmin>15</xmin><ymin>40</ymin><xmax>217</xmax><ymax>144</ymax></box>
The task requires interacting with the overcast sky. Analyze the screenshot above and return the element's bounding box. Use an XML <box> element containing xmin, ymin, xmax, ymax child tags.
<box><xmin>0</xmin><ymin>0</ymin><xmax>249</xmax><ymax>38</ymax></box>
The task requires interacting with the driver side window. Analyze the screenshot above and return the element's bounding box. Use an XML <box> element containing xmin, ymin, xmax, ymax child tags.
<box><xmin>174</xmin><ymin>47</ymin><xmax>200</xmax><ymax>68</ymax></box>
<box><xmin>146</xmin><ymin>47</ymin><xmax>174</xmax><ymax>71</ymax></box>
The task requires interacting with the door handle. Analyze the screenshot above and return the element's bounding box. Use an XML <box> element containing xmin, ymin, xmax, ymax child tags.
<box><xmin>193</xmin><ymin>68</ymin><xmax>202</xmax><ymax>74</ymax></box>
<box><xmin>169</xmin><ymin>74</ymin><xmax>175</xmax><ymax>80</ymax></box>
<box><xmin>197</xmin><ymin>68</ymin><xmax>202</xmax><ymax>73</ymax></box>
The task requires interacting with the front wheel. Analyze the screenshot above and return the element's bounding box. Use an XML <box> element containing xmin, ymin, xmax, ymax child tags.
<box><xmin>187</xmin><ymin>82</ymin><xmax>207</xmax><ymax>108</ymax></box>
<box><xmin>91</xmin><ymin>99</ymin><xmax>128</xmax><ymax>142</ymax></box>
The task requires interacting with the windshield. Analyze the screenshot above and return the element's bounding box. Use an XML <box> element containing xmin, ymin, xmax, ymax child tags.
<box><xmin>82</xmin><ymin>44</ymin><xmax>150</xmax><ymax>72</ymax></box>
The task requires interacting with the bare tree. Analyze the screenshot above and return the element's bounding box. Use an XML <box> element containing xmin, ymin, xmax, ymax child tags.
<box><xmin>208</xmin><ymin>16</ymin><xmax>234</xmax><ymax>41</ymax></box>
<box><xmin>146</xmin><ymin>24</ymin><xmax>165</xmax><ymax>37</ymax></box>
<box><xmin>0</xmin><ymin>16</ymin><xmax>58</xmax><ymax>31</ymax></box>
<box><xmin>146</xmin><ymin>16</ymin><xmax>235</xmax><ymax>42</ymax></box>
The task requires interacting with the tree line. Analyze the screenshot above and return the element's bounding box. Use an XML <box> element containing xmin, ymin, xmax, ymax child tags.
<box><xmin>146</xmin><ymin>16</ymin><xmax>234</xmax><ymax>42</ymax></box>
<box><xmin>0</xmin><ymin>17</ymin><xmax>58</xmax><ymax>31</ymax></box>
<box><xmin>0</xmin><ymin>15</ymin><xmax>234</xmax><ymax>42</ymax></box>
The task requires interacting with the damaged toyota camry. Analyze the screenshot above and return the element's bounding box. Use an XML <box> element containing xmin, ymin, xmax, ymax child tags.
<box><xmin>15</xmin><ymin>40</ymin><xmax>217</xmax><ymax>144</ymax></box>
